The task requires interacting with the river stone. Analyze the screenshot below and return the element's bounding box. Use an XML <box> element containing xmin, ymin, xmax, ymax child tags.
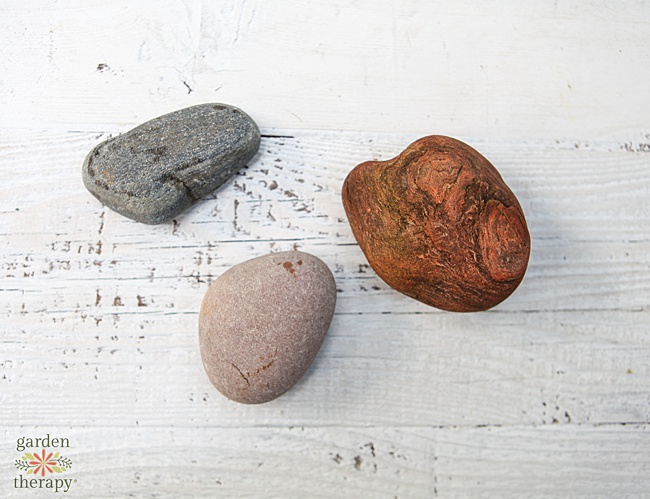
<box><xmin>199</xmin><ymin>251</ymin><xmax>336</xmax><ymax>404</ymax></box>
<box><xmin>342</xmin><ymin>135</ymin><xmax>530</xmax><ymax>312</ymax></box>
<box><xmin>82</xmin><ymin>103</ymin><xmax>260</xmax><ymax>224</ymax></box>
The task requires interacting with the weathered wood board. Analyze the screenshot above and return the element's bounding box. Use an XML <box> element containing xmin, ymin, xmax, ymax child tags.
<box><xmin>1</xmin><ymin>0</ymin><xmax>649</xmax><ymax>497</ymax></box>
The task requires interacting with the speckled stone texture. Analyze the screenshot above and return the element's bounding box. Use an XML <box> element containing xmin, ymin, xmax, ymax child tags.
<box><xmin>342</xmin><ymin>135</ymin><xmax>530</xmax><ymax>312</ymax></box>
<box><xmin>82</xmin><ymin>103</ymin><xmax>260</xmax><ymax>224</ymax></box>
<box><xmin>199</xmin><ymin>251</ymin><xmax>336</xmax><ymax>404</ymax></box>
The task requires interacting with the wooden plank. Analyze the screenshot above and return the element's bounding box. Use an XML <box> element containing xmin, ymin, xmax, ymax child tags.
<box><xmin>2</xmin><ymin>0</ymin><xmax>650</xmax><ymax>496</ymax></box>
<box><xmin>1</xmin><ymin>425</ymin><xmax>648</xmax><ymax>497</ymax></box>
<box><xmin>1</xmin><ymin>1</ymin><xmax>649</xmax><ymax>141</ymax></box>
<box><xmin>434</xmin><ymin>424</ymin><xmax>650</xmax><ymax>498</ymax></box>
<box><xmin>0</xmin><ymin>426</ymin><xmax>436</xmax><ymax>498</ymax></box>
<box><xmin>1</xmin><ymin>129</ymin><xmax>648</xmax><ymax>429</ymax></box>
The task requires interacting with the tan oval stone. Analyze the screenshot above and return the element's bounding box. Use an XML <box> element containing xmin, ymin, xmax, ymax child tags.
<box><xmin>199</xmin><ymin>251</ymin><xmax>336</xmax><ymax>404</ymax></box>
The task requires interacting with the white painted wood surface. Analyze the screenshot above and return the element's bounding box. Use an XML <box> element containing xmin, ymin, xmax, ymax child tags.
<box><xmin>1</xmin><ymin>1</ymin><xmax>649</xmax><ymax>497</ymax></box>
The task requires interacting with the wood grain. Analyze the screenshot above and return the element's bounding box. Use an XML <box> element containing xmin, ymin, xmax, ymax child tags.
<box><xmin>2</xmin><ymin>424</ymin><xmax>648</xmax><ymax>497</ymax></box>
<box><xmin>1</xmin><ymin>130</ymin><xmax>648</xmax><ymax>431</ymax></box>
<box><xmin>1</xmin><ymin>1</ymin><xmax>649</xmax><ymax>141</ymax></box>
<box><xmin>1</xmin><ymin>0</ymin><xmax>649</xmax><ymax>496</ymax></box>
<box><xmin>1</xmin><ymin>426</ymin><xmax>436</xmax><ymax>498</ymax></box>
<box><xmin>434</xmin><ymin>424</ymin><xmax>650</xmax><ymax>498</ymax></box>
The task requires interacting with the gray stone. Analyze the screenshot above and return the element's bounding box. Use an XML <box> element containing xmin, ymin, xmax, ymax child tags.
<box><xmin>199</xmin><ymin>251</ymin><xmax>337</xmax><ymax>404</ymax></box>
<box><xmin>82</xmin><ymin>103</ymin><xmax>260</xmax><ymax>224</ymax></box>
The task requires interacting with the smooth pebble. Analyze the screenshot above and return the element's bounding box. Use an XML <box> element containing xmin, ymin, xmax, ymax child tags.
<box><xmin>199</xmin><ymin>251</ymin><xmax>336</xmax><ymax>404</ymax></box>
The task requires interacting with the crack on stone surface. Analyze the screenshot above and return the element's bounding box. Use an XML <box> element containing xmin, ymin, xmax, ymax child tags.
<box><xmin>230</xmin><ymin>362</ymin><xmax>250</xmax><ymax>386</ymax></box>
<box><xmin>169</xmin><ymin>173</ymin><xmax>199</xmax><ymax>201</ymax></box>
<box><xmin>251</xmin><ymin>357</ymin><xmax>275</xmax><ymax>376</ymax></box>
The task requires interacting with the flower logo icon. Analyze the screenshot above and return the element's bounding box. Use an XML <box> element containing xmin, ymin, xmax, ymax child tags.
<box><xmin>15</xmin><ymin>449</ymin><xmax>72</xmax><ymax>475</ymax></box>
<box><xmin>29</xmin><ymin>449</ymin><xmax>57</xmax><ymax>476</ymax></box>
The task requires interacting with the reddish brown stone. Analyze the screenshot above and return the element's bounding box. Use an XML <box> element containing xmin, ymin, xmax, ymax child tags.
<box><xmin>342</xmin><ymin>135</ymin><xmax>530</xmax><ymax>312</ymax></box>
